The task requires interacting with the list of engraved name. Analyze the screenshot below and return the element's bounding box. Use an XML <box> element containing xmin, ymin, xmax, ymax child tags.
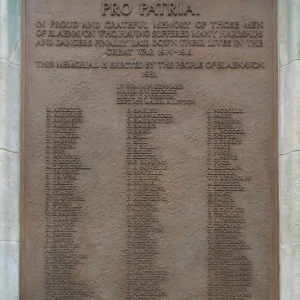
<box><xmin>36</xmin><ymin>4</ymin><xmax>268</xmax><ymax>299</ymax></box>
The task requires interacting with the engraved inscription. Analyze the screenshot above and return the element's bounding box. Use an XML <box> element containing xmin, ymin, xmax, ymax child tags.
<box><xmin>45</xmin><ymin>108</ymin><xmax>90</xmax><ymax>300</ymax></box>
<box><xmin>23</xmin><ymin>1</ymin><xmax>277</xmax><ymax>299</ymax></box>
<box><xmin>34</xmin><ymin>17</ymin><xmax>266</xmax><ymax>79</ymax></box>
<box><xmin>126</xmin><ymin>108</ymin><xmax>173</xmax><ymax>299</ymax></box>
<box><xmin>207</xmin><ymin>109</ymin><xmax>253</xmax><ymax>300</ymax></box>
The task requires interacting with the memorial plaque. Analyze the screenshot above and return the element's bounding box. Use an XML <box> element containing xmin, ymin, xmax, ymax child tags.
<box><xmin>21</xmin><ymin>0</ymin><xmax>278</xmax><ymax>299</ymax></box>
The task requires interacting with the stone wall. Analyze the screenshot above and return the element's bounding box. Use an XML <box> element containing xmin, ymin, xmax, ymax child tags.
<box><xmin>0</xmin><ymin>0</ymin><xmax>20</xmax><ymax>299</ymax></box>
<box><xmin>279</xmin><ymin>1</ymin><xmax>300</xmax><ymax>299</ymax></box>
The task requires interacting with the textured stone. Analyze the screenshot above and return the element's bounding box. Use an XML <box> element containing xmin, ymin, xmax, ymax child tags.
<box><xmin>279</xmin><ymin>1</ymin><xmax>300</xmax><ymax>299</ymax></box>
<box><xmin>0</xmin><ymin>241</ymin><xmax>19</xmax><ymax>300</ymax></box>
<box><xmin>0</xmin><ymin>150</ymin><xmax>19</xmax><ymax>242</ymax></box>
<box><xmin>0</xmin><ymin>60</ymin><xmax>20</xmax><ymax>153</ymax></box>
<box><xmin>279</xmin><ymin>62</ymin><xmax>300</xmax><ymax>154</ymax></box>
<box><xmin>0</xmin><ymin>0</ymin><xmax>20</xmax><ymax>300</ymax></box>
<box><xmin>278</xmin><ymin>0</ymin><xmax>300</xmax><ymax>66</ymax></box>
<box><xmin>280</xmin><ymin>154</ymin><xmax>300</xmax><ymax>300</ymax></box>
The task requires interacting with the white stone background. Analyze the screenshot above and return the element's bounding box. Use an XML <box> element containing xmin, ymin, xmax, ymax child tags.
<box><xmin>279</xmin><ymin>1</ymin><xmax>300</xmax><ymax>299</ymax></box>
<box><xmin>0</xmin><ymin>0</ymin><xmax>298</xmax><ymax>299</ymax></box>
<box><xmin>0</xmin><ymin>0</ymin><xmax>20</xmax><ymax>299</ymax></box>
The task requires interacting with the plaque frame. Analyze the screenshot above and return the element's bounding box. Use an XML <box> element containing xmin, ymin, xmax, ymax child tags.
<box><xmin>19</xmin><ymin>0</ymin><xmax>279</xmax><ymax>299</ymax></box>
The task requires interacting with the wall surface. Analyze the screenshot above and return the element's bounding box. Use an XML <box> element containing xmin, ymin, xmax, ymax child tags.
<box><xmin>0</xmin><ymin>0</ymin><xmax>298</xmax><ymax>299</ymax></box>
<box><xmin>279</xmin><ymin>1</ymin><xmax>300</xmax><ymax>299</ymax></box>
<box><xmin>0</xmin><ymin>0</ymin><xmax>20</xmax><ymax>299</ymax></box>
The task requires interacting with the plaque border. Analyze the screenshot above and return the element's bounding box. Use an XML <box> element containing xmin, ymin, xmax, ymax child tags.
<box><xmin>272</xmin><ymin>0</ymin><xmax>279</xmax><ymax>299</ymax></box>
<box><xmin>20</xmin><ymin>0</ymin><xmax>28</xmax><ymax>298</ymax></box>
<box><xmin>19</xmin><ymin>1</ymin><xmax>279</xmax><ymax>298</ymax></box>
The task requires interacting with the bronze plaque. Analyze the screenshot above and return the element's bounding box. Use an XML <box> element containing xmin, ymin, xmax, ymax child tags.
<box><xmin>21</xmin><ymin>0</ymin><xmax>278</xmax><ymax>299</ymax></box>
